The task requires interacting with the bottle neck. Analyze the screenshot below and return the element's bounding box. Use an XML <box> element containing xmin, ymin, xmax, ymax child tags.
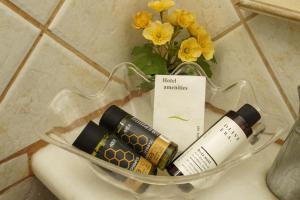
<box><xmin>225</xmin><ymin>111</ymin><xmax>253</xmax><ymax>137</ymax></box>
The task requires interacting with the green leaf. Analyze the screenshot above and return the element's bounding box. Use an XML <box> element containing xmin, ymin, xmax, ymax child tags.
<box><xmin>150</xmin><ymin>54</ymin><xmax>168</xmax><ymax>74</ymax></box>
<box><xmin>133</xmin><ymin>53</ymin><xmax>168</xmax><ymax>75</ymax></box>
<box><xmin>131</xmin><ymin>43</ymin><xmax>153</xmax><ymax>56</ymax></box>
<box><xmin>197</xmin><ymin>57</ymin><xmax>213</xmax><ymax>78</ymax></box>
<box><xmin>132</xmin><ymin>43</ymin><xmax>168</xmax><ymax>76</ymax></box>
<box><xmin>211</xmin><ymin>55</ymin><xmax>217</xmax><ymax>64</ymax></box>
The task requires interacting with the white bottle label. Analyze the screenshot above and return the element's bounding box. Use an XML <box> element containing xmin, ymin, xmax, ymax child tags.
<box><xmin>173</xmin><ymin>116</ymin><xmax>247</xmax><ymax>175</ymax></box>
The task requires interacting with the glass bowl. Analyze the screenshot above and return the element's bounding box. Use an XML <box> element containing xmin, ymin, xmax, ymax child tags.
<box><xmin>37</xmin><ymin>62</ymin><xmax>289</xmax><ymax>200</ymax></box>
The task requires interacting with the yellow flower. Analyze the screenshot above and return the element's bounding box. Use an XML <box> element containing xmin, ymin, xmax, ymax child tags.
<box><xmin>168</xmin><ymin>9</ymin><xmax>195</xmax><ymax>28</ymax></box>
<box><xmin>143</xmin><ymin>21</ymin><xmax>174</xmax><ymax>45</ymax></box>
<box><xmin>148</xmin><ymin>0</ymin><xmax>175</xmax><ymax>12</ymax></box>
<box><xmin>167</xmin><ymin>9</ymin><xmax>181</xmax><ymax>26</ymax></box>
<box><xmin>133</xmin><ymin>11</ymin><xmax>152</xmax><ymax>29</ymax></box>
<box><xmin>178</xmin><ymin>37</ymin><xmax>202</xmax><ymax>62</ymax></box>
<box><xmin>187</xmin><ymin>22</ymin><xmax>207</xmax><ymax>37</ymax></box>
<box><xmin>178</xmin><ymin>10</ymin><xmax>195</xmax><ymax>28</ymax></box>
<box><xmin>187</xmin><ymin>22</ymin><xmax>198</xmax><ymax>36</ymax></box>
<box><xmin>197</xmin><ymin>33</ymin><xmax>214</xmax><ymax>60</ymax></box>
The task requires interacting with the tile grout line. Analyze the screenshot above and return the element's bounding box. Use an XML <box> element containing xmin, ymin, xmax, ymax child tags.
<box><xmin>0</xmin><ymin>175</ymin><xmax>32</xmax><ymax>195</ymax></box>
<box><xmin>0</xmin><ymin>0</ymin><xmax>65</xmax><ymax>103</ymax></box>
<box><xmin>45</xmin><ymin>29</ymin><xmax>110</xmax><ymax>77</ymax></box>
<box><xmin>231</xmin><ymin>2</ymin><xmax>297</xmax><ymax>119</ymax></box>
<box><xmin>0</xmin><ymin>0</ymin><xmax>111</xmax><ymax>85</ymax></box>
<box><xmin>1</xmin><ymin>143</ymin><xmax>43</xmax><ymax>170</ymax></box>
<box><xmin>0</xmin><ymin>140</ymin><xmax>48</xmax><ymax>165</ymax></box>
<box><xmin>0</xmin><ymin>0</ymin><xmax>64</xmax><ymax>194</ymax></box>
<box><xmin>0</xmin><ymin>32</ymin><xmax>43</xmax><ymax>103</ymax></box>
<box><xmin>0</xmin><ymin>140</ymin><xmax>48</xmax><ymax>194</ymax></box>
<box><xmin>212</xmin><ymin>13</ymin><xmax>257</xmax><ymax>41</ymax></box>
<box><xmin>1</xmin><ymin>0</ymin><xmax>43</xmax><ymax>29</ymax></box>
<box><xmin>45</xmin><ymin>0</ymin><xmax>65</xmax><ymax>27</ymax></box>
<box><xmin>1</xmin><ymin>0</ymin><xmax>258</xmax><ymax>89</ymax></box>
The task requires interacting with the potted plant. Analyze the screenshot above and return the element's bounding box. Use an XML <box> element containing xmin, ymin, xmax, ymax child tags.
<box><xmin>131</xmin><ymin>0</ymin><xmax>216</xmax><ymax>84</ymax></box>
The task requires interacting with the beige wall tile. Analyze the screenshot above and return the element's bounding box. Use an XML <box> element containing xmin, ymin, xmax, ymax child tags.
<box><xmin>0</xmin><ymin>35</ymin><xmax>109</xmax><ymax>161</ymax></box>
<box><xmin>176</xmin><ymin>0</ymin><xmax>240</xmax><ymax>37</ymax></box>
<box><xmin>11</xmin><ymin>0</ymin><xmax>60</xmax><ymax>24</ymax></box>
<box><xmin>0</xmin><ymin>177</ymin><xmax>57</xmax><ymax>200</ymax></box>
<box><xmin>0</xmin><ymin>4</ymin><xmax>39</xmax><ymax>95</ymax></box>
<box><xmin>211</xmin><ymin>26</ymin><xmax>294</xmax><ymax>123</ymax></box>
<box><xmin>49</xmin><ymin>0</ymin><xmax>148</xmax><ymax>72</ymax></box>
<box><xmin>248</xmin><ymin>15</ymin><xmax>300</xmax><ymax>112</ymax></box>
<box><xmin>0</xmin><ymin>155</ymin><xmax>29</xmax><ymax>191</ymax></box>
<box><xmin>49</xmin><ymin>0</ymin><xmax>239</xmax><ymax>72</ymax></box>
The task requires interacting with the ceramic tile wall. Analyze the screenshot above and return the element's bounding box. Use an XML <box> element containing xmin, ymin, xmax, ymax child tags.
<box><xmin>0</xmin><ymin>3</ymin><xmax>38</xmax><ymax>95</ymax></box>
<box><xmin>0</xmin><ymin>0</ymin><xmax>298</xmax><ymax>198</ymax></box>
<box><xmin>11</xmin><ymin>0</ymin><xmax>60</xmax><ymax>23</ymax></box>
<box><xmin>0</xmin><ymin>177</ymin><xmax>57</xmax><ymax>200</ymax></box>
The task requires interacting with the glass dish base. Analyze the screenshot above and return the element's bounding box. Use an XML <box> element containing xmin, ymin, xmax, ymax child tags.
<box><xmin>37</xmin><ymin>62</ymin><xmax>289</xmax><ymax>200</ymax></box>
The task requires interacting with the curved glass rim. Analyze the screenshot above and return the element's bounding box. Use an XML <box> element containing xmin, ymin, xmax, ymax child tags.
<box><xmin>38</xmin><ymin>62</ymin><xmax>289</xmax><ymax>185</ymax></box>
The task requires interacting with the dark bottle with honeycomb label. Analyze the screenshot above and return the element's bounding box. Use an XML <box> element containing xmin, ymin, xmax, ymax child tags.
<box><xmin>73</xmin><ymin>121</ymin><xmax>156</xmax><ymax>193</ymax></box>
<box><xmin>99</xmin><ymin>105</ymin><xmax>178</xmax><ymax>170</ymax></box>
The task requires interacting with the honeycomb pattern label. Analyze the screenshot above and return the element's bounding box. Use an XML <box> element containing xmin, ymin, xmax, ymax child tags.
<box><xmin>104</xmin><ymin>148</ymin><xmax>135</xmax><ymax>169</ymax></box>
<box><xmin>145</xmin><ymin>136</ymin><xmax>170</xmax><ymax>165</ymax></box>
<box><xmin>121</xmin><ymin>134</ymin><xmax>148</xmax><ymax>153</ymax></box>
<box><xmin>133</xmin><ymin>157</ymin><xmax>153</xmax><ymax>175</ymax></box>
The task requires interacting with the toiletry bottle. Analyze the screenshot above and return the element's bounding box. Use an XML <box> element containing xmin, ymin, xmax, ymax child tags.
<box><xmin>73</xmin><ymin>121</ymin><xmax>157</xmax><ymax>184</ymax></box>
<box><xmin>99</xmin><ymin>105</ymin><xmax>178</xmax><ymax>170</ymax></box>
<box><xmin>167</xmin><ymin>104</ymin><xmax>261</xmax><ymax>176</ymax></box>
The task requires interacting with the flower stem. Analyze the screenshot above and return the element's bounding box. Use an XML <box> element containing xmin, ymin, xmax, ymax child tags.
<box><xmin>160</xmin><ymin>12</ymin><xmax>163</xmax><ymax>22</ymax></box>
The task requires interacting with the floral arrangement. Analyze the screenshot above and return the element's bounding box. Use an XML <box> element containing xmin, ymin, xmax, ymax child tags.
<box><xmin>132</xmin><ymin>0</ymin><xmax>216</xmax><ymax>79</ymax></box>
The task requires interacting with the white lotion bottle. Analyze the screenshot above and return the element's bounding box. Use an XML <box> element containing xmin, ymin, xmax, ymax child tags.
<box><xmin>167</xmin><ymin>104</ymin><xmax>261</xmax><ymax>176</ymax></box>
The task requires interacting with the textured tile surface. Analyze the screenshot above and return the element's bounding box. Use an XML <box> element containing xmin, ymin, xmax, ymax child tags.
<box><xmin>0</xmin><ymin>35</ymin><xmax>108</xmax><ymax>161</ymax></box>
<box><xmin>176</xmin><ymin>0</ymin><xmax>240</xmax><ymax>37</ymax></box>
<box><xmin>0</xmin><ymin>177</ymin><xmax>57</xmax><ymax>200</ymax></box>
<box><xmin>49</xmin><ymin>0</ymin><xmax>240</xmax><ymax>72</ymax></box>
<box><xmin>211</xmin><ymin>26</ymin><xmax>294</xmax><ymax>123</ymax></box>
<box><xmin>248</xmin><ymin>15</ymin><xmax>300</xmax><ymax>112</ymax></box>
<box><xmin>0</xmin><ymin>3</ymin><xmax>39</xmax><ymax>95</ymax></box>
<box><xmin>49</xmin><ymin>0</ymin><xmax>147</xmax><ymax>72</ymax></box>
<box><xmin>0</xmin><ymin>155</ymin><xmax>29</xmax><ymax>191</ymax></box>
<box><xmin>11</xmin><ymin>0</ymin><xmax>60</xmax><ymax>24</ymax></box>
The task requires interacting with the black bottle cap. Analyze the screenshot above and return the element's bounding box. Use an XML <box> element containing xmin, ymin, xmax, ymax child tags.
<box><xmin>73</xmin><ymin>121</ymin><xmax>107</xmax><ymax>154</ymax></box>
<box><xmin>99</xmin><ymin>105</ymin><xmax>129</xmax><ymax>132</ymax></box>
<box><xmin>237</xmin><ymin>104</ymin><xmax>261</xmax><ymax>127</ymax></box>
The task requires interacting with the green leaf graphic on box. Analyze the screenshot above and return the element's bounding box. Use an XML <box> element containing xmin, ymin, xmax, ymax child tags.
<box><xmin>168</xmin><ymin>116</ymin><xmax>189</xmax><ymax>121</ymax></box>
<box><xmin>132</xmin><ymin>44</ymin><xmax>168</xmax><ymax>75</ymax></box>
